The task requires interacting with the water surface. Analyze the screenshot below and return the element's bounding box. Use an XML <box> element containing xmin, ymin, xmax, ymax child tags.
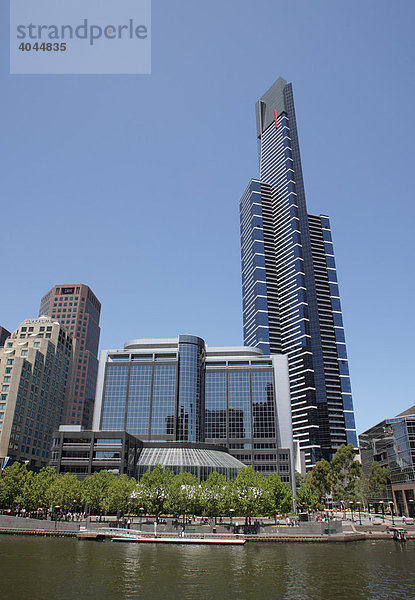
<box><xmin>0</xmin><ymin>536</ymin><xmax>414</xmax><ymax>600</ymax></box>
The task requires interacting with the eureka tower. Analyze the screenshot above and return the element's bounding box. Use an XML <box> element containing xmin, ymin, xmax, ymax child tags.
<box><xmin>240</xmin><ymin>77</ymin><xmax>357</xmax><ymax>468</ymax></box>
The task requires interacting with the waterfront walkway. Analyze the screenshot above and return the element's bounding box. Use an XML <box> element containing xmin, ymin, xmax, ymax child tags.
<box><xmin>1</xmin><ymin>513</ymin><xmax>414</xmax><ymax>543</ymax></box>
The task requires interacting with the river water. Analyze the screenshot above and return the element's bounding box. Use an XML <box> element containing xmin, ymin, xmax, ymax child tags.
<box><xmin>0</xmin><ymin>536</ymin><xmax>414</xmax><ymax>600</ymax></box>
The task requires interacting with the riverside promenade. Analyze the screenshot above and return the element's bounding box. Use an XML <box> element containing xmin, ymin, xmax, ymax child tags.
<box><xmin>1</xmin><ymin>513</ymin><xmax>414</xmax><ymax>543</ymax></box>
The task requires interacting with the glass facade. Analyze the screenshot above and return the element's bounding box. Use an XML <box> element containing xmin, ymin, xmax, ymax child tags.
<box><xmin>241</xmin><ymin>78</ymin><xmax>357</xmax><ymax>468</ymax></box>
<box><xmin>127</xmin><ymin>364</ymin><xmax>152</xmax><ymax>435</ymax></box>
<box><xmin>96</xmin><ymin>336</ymin><xmax>293</xmax><ymax>484</ymax></box>
<box><xmin>137</xmin><ymin>446</ymin><xmax>243</xmax><ymax>481</ymax></box>
<box><xmin>177</xmin><ymin>336</ymin><xmax>205</xmax><ymax>442</ymax></box>
<box><xmin>359</xmin><ymin>410</ymin><xmax>415</xmax><ymax>517</ymax></box>
<box><xmin>205</xmin><ymin>371</ymin><xmax>227</xmax><ymax>439</ymax></box>
<box><xmin>151</xmin><ymin>364</ymin><xmax>176</xmax><ymax>436</ymax></box>
<box><xmin>101</xmin><ymin>362</ymin><xmax>177</xmax><ymax>438</ymax></box>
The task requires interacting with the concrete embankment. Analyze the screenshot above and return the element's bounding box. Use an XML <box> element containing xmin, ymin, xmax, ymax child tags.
<box><xmin>1</xmin><ymin>515</ymin><xmax>414</xmax><ymax>543</ymax></box>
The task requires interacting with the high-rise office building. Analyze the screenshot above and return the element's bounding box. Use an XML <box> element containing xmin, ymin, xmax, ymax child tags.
<box><xmin>39</xmin><ymin>284</ymin><xmax>101</xmax><ymax>428</ymax></box>
<box><xmin>0</xmin><ymin>326</ymin><xmax>11</xmax><ymax>347</ymax></box>
<box><xmin>240</xmin><ymin>77</ymin><xmax>357</xmax><ymax>468</ymax></box>
<box><xmin>0</xmin><ymin>316</ymin><xmax>75</xmax><ymax>469</ymax></box>
<box><xmin>92</xmin><ymin>335</ymin><xmax>295</xmax><ymax>488</ymax></box>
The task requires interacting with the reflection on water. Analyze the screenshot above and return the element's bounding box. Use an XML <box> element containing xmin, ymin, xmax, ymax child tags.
<box><xmin>0</xmin><ymin>536</ymin><xmax>414</xmax><ymax>600</ymax></box>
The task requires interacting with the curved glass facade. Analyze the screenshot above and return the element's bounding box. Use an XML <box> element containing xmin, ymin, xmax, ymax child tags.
<box><xmin>95</xmin><ymin>337</ymin><xmax>294</xmax><ymax>486</ymax></box>
<box><xmin>177</xmin><ymin>336</ymin><xmax>205</xmax><ymax>442</ymax></box>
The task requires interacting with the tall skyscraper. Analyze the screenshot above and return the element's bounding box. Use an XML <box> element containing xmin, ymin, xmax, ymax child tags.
<box><xmin>0</xmin><ymin>316</ymin><xmax>75</xmax><ymax>469</ymax></box>
<box><xmin>39</xmin><ymin>284</ymin><xmax>101</xmax><ymax>428</ymax></box>
<box><xmin>240</xmin><ymin>77</ymin><xmax>357</xmax><ymax>469</ymax></box>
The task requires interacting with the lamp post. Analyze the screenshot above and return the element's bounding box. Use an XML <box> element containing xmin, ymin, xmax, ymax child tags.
<box><xmin>229</xmin><ymin>509</ymin><xmax>235</xmax><ymax>526</ymax></box>
<box><xmin>54</xmin><ymin>505</ymin><xmax>60</xmax><ymax>531</ymax></box>
<box><xmin>357</xmin><ymin>502</ymin><xmax>362</xmax><ymax>525</ymax></box>
<box><xmin>380</xmin><ymin>501</ymin><xmax>385</xmax><ymax>523</ymax></box>
<box><xmin>409</xmin><ymin>499</ymin><xmax>414</xmax><ymax>519</ymax></box>
<box><xmin>139</xmin><ymin>507</ymin><xmax>144</xmax><ymax>530</ymax></box>
<box><xmin>389</xmin><ymin>501</ymin><xmax>395</xmax><ymax>526</ymax></box>
<box><xmin>341</xmin><ymin>501</ymin><xmax>345</xmax><ymax>521</ymax></box>
<box><xmin>349</xmin><ymin>501</ymin><xmax>354</xmax><ymax>522</ymax></box>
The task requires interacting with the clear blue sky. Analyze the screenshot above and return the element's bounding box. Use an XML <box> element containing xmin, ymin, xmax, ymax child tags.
<box><xmin>1</xmin><ymin>1</ymin><xmax>414</xmax><ymax>434</ymax></box>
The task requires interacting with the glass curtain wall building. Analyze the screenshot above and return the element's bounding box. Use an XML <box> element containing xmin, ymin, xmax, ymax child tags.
<box><xmin>92</xmin><ymin>335</ymin><xmax>295</xmax><ymax>488</ymax></box>
<box><xmin>359</xmin><ymin>406</ymin><xmax>415</xmax><ymax>517</ymax></box>
<box><xmin>240</xmin><ymin>77</ymin><xmax>357</xmax><ymax>468</ymax></box>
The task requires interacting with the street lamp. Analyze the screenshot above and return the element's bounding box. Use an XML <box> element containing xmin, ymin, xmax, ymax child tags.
<box><xmin>389</xmin><ymin>501</ymin><xmax>395</xmax><ymax>526</ymax></box>
<box><xmin>409</xmin><ymin>499</ymin><xmax>414</xmax><ymax>519</ymax></box>
<box><xmin>380</xmin><ymin>501</ymin><xmax>385</xmax><ymax>523</ymax></box>
<box><xmin>357</xmin><ymin>502</ymin><xmax>362</xmax><ymax>525</ymax></box>
<box><xmin>229</xmin><ymin>509</ymin><xmax>235</xmax><ymax>526</ymax></box>
<box><xmin>139</xmin><ymin>507</ymin><xmax>144</xmax><ymax>530</ymax></box>
<box><xmin>54</xmin><ymin>505</ymin><xmax>60</xmax><ymax>531</ymax></box>
<box><xmin>349</xmin><ymin>501</ymin><xmax>354</xmax><ymax>522</ymax></box>
<box><xmin>341</xmin><ymin>500</ymin><xmax>345</xmax><ymax>521</ymax></box>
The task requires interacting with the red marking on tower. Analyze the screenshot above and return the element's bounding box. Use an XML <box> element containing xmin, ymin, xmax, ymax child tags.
<box><xmin>274</xmin><ymin>109</ymin><xmax>278</xmax><ymax>129</ymax></box>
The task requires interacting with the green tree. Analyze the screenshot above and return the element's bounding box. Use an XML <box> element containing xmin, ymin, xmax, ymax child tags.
<box><xmin>264</xmin><ymin>473</ymin><xmax>293</xmax><ymax>520</ymax></box>
<box><xmin>306</xmin><ymin>459</ymin><xmax>331</xmax><ymax>501</ymax></box>
<box><xmin>0</xmin><ymin>462</ymin><xmax>29</xmax><ymax>509</ymax></box>
<box><xmin>295</xmin><ymin>470</ymin><xmax>305</xmax><ymax>491</ymax></box>
<box><xmin>296</xmin><ymin>482</ymin><xmax>320</xmax><ymax>511</ymax></box>
<box><xmin>232</xmin><ymin>466</ymin><xmax>266</xmax><ymax>523</ymax></box>
<box><xmin>31</xmin><ymin>467</ymin><xmax>57</xmax><ymax>510</ymax></box>
<box><xmin>16</xmin><ymin>470</ymin><xmax>36</xmax><ymax>511</ymax></box>
<box><xmin>80</xmin><ymin>470</ymin><xmax>115</xmax><ymax>515</ymax></box>
<box><xmin>135</xmin><ymin>465</ymin><xmax>173</xmax><ymax>521</ymax></box>
<box><xmin>330</xmin><ymin>444</ymin><xmax>362</xmax><ymax>503</ymax></box>
<box><xmin>354</xmin><ymin>473</ymin><xmax>370</xmax><ymax>508</ymax></box>
<box><xmin>368</xmin><ymin>462</ymin><xmax>390</xmax><ymax>499</ymax></box>
<box><xmin>168</xmin><ymin>471</ymin><xmax>200</xmax><ymax>520</ymax></box>
<box><xmin>48</xmin><ymin>473</ymin><xmax>81</xmax><ymax>511</ymax></box>
<box><xmin>200</xmin><ymin>472</ymin><xmax>228</xmax><ymax>522</ymax></box>
<box><xmin>103</xmin><ymin>475</ymin><xmax>137</xmax><ymax>516</ymax></box>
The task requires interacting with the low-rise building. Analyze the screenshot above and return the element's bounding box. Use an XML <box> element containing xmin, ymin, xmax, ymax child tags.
<box><xmin>49</xmin><ymin>427</ymin><xmax>245</xmax><ymax>481</ymax></box>
<box><xmin>50</xmin><ymin>427</ymin><xmax>142</xmax><ymax>479</ymax></box>
<box><xmin>359</xmin><ymin>406</ymin><xmax>415</xmax><ymax>517</ymax></box>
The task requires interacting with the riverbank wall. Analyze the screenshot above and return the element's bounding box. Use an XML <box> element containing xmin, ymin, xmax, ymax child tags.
<box><xmin>1</xmin><ymin>515</ymin><xmax>414</xmax><ymax>542</ymax></box>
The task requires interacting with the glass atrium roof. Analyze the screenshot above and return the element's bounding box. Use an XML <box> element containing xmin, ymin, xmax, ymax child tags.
<box><xmin>138</xmin><ymin>447</ymin><xmax>245</xmax><ymax>470</ymax></box>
